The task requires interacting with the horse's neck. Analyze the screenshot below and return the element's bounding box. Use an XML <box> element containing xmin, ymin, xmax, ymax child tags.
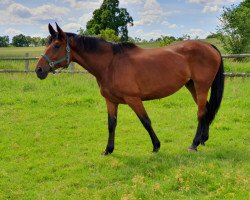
<box><xmin>73</xmin><ymin>44</ymin><xmax>113</xmax><ymax>80</ymax></box>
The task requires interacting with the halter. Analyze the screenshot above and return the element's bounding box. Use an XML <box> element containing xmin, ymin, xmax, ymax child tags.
<box><xmin>41</xmin><ymin>36</ymin><xmax>70</xmax><ymax>74</ymax></box>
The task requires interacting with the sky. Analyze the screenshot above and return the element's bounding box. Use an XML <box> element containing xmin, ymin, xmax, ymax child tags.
<box><xmin>0</xmin><ymin>0</ymin><xmax>242</xmax><ymax>41</ymax></box>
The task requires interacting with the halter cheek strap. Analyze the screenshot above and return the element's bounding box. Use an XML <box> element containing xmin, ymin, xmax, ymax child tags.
<box><xmin>41</xmin><ymin>36</ymin><xmax>70</xmax><ymax>74</ymax></box>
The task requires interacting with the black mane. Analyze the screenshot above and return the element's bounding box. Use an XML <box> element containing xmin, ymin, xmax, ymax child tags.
<box><xmin>48</xmin><ymin>32</ymin><xmax>137</xmax><ymax>55</ymax></box>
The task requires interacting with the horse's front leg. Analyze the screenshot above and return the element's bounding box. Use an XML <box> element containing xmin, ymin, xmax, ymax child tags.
<box><xmin>124</xmin><ymin>97</ymin><xmax>161</xmax><ymax>153</ymax></box>
<box><xmin>102</xmin><ymin>98</ymin><xmax>118</xmax><ymax>155</ymax></box>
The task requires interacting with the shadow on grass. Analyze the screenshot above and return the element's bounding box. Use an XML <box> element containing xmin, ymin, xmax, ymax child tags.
<box><xmin>106</xmin><ymin>144</ymin><xmax>249</xmax><ymax>175</ymax></box>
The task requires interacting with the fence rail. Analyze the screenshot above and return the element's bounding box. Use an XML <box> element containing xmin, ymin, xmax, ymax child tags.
<box><xmin>222</xmin><ymin>54</ymin><xmax>250</xmax><ymax>58</ymax></box>
<box><xmin>0</xmin><ymin>53</ymin><xmax>250</xmax><ymax>77</ymax></box>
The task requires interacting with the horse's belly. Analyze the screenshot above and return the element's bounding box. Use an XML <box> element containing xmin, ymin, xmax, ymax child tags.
<box><xmin>140</xmin><ymin>80</ymin><xmax>186</xmax><ymax>100</ymax></box>
<box><xmin>137</xmin><ymin>68</ymin><xmax>190</xmax><ymax>100</ymax></box>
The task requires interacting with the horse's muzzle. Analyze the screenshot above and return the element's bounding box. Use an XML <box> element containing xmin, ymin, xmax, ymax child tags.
<box><xmin>35</xmin><ymin>67</ymin><xmax>49</xmax><ymax>80</ymax></box>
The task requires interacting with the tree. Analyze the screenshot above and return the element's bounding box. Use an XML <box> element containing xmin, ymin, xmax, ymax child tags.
<box><xmin>0</xmin><ymin>36</ymin><xmax>9</xmax><ymax>47</ymax></box>
<box><xmin>182</xmin><ymin>34</ymin><xmax>191</xmax><ymax>40</ymax></box>
<box><xmin>40</xmin><ymin>38</ymin><xmax>48</xmax><ymax>46</ymax></box>
<box><xmin>31</xmin><ymin>37</ymin><xmax>42</xmax><ymax>47</ymax></box>
<box><xmin>206</xmin><ymin>33</ymin><xmax>222</xmax><ymax>39</ymax></box>
<box><xmin>12</xmin><ymin>34</ymin><xmax>30</xmax><ymax>47</ymax></box>
<box><xmin>98</xmin><ymin>28</ymin><xmax>120</xmax><ymax>42</ymax></box>
<box><xmin>85</xmin><ymin>0</ymin><xmax>133</xmax><ymax>41</ymax></box>
<box><xmin>158</xmin><ymin>35</ymin><xmax>176</xmax><ymax>47</ymax></box>
<box><xmin>217</xmin><ymin>0</ymin><xmax>250</xmax><ymax>55</ymax></box>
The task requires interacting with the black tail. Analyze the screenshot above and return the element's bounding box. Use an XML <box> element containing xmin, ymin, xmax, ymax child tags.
<box><xmin>206</xmin><ymin>45</ymin><xmax>225</xmax><ymax>125</ymax></box>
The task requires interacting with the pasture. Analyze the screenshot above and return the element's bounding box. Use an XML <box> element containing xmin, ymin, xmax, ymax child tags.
<box><xmin>0</xmin><ymin>73</ymin><xmax>249</xmax><ymax>199</ymax></box>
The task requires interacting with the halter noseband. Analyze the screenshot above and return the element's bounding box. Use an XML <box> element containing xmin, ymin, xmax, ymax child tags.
<box><xmin>41</xmin><ymin>36</ymin><xmax>70</xmax><ymax>74</ymax></box>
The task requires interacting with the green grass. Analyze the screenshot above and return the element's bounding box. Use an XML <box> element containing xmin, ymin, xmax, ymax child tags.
<box><xmin>0</xmin><ymin>73</ymin><xmax>249</xmax><ymax>199</ymax></box>
<box><xmin>0</xmin><ymin>46</ymin><xmax>44</xmax><ymax>58</ymax></box>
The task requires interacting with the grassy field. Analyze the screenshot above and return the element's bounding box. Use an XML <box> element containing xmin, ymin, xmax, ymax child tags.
<box><xmin>0</xmin><ymin>73</ymin><xmax>249</xmax><ymax>199</ymax></box>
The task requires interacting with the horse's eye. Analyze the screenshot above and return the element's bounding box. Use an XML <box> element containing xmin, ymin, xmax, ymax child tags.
<box><xmin>53</xmin><ymin>44</ymin><xmax>60</xmax><ymax>49</ymax></box>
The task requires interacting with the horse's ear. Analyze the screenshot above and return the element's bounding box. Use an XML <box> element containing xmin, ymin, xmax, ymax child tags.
<box><xmin>48</xmin><ymin>23</ymin><xmax>56</xmax><ymax>35</ymax></box>
<box><xmin>55</xmin><ymin>22</ymin><xmax>66</xmax><ymax>40</ymax></box>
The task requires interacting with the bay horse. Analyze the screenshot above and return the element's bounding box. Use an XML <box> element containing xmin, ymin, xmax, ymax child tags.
<box><xmin>35</xmin><ymin>23</ymin><xmax>224</xmax><ymax>155</ymax></box>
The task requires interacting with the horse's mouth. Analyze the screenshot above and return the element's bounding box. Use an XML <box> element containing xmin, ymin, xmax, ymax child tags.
<box><xmin>35</xmin><ymin>67</ymin><xmax>49</xmax><ymax>80</ymax></box>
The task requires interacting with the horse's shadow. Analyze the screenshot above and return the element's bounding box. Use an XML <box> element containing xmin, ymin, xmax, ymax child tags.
<box><xmin>107</xmin><ymin>145</ymin><xmax>248</xmax><ymax>175</ymax></box>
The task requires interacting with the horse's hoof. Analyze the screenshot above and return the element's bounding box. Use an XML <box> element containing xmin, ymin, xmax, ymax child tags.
<box><xmin>102</xmin><ymin>147</ymin><xmax>114</xmax><ymax>156</ymax></box>
<box><xmin>152</xmin><ymin>147</ymin><xmax>160</xmax><ymax>153</ymax></box>
<box><xmin>201</xmin><ymin>142</ymin><xmax>205</xmax><ymax>146</ymax></box>
<box><xmin>152</xmin><ymin>142</ymin><xmax>160</xmax><ymax>153</ymax></box>
<box><xmin>188</xmin><ymin>145</ymin><xmax>197</xmax><ymax>152</ymax></box>
<box><xmin>102</xmin><ymin>151</ymin><xmax>110</xmax><ymax>156</ymax></box>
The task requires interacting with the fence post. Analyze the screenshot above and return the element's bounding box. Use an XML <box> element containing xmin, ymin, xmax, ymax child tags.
<box><xmin>69</xmin><ymin>62</ymin><xmax>75</xmax><ymax>73</ymax></box>
<box><xmin>25</xmin><ymin>53</ymin><xmax>29</xmax><ymax>72</ymax></box>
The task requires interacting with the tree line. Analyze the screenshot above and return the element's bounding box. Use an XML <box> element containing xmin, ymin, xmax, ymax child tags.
<box><xmin>0</xmin><ymin>34</ymin><xmax>48</xmax><ymax>47</ymax></box>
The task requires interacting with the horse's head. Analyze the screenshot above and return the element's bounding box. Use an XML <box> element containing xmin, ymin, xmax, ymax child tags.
<box><xmin>35</xmin><ymin>23</ymin><xmax>72</xmax><ymax>80</ymax></box>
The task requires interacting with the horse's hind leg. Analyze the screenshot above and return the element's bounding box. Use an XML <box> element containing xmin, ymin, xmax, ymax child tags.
<box><xmin>124</xmin><ymin>97</ymin><xmax>161</xmax><ymax>152</ymax></box>
<box><xmin>185</xmin><ymin>80</ymin><xmax>197</xmax><ymax>103</ymax></box>
<box><xmin>186</xmin><ymin>81</ymin><xmax>209</xmax><ymax>151</ymax></box>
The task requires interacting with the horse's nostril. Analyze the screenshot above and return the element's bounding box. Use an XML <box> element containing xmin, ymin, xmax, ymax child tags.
<box><xmin>36</xmin><ymin>67</ymin><xmax>42</xmax><ymax>73</ymax></box>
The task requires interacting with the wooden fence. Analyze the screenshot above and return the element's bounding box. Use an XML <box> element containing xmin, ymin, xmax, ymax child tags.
<box><xmin>0</xmin><ymin>53</ymin><xmax>250</xmax><ymax>77</ymax></box>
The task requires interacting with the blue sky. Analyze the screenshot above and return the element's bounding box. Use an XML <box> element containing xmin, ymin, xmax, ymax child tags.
<box><xmin>0</xmin><ymin>0</ymin><xmax>242</xmax><ymax>40</ymax></box>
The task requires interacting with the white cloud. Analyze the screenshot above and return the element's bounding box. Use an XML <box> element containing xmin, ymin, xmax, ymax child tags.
<box><xmin>188</xmin><ymin>28</ymin><xmax>209</xmax><ymax>38</ymax></box>
<box><xmin>120</xmin><ymin>0</ymin><xmax>143</xmax><ymax>5</ymax></box>
<box><xmin>65</xmin><ymin>0</ymin><xmax>142</xmax><ymax>9</ymax></box>
<box><xmin>32</xmin><ymin>4</ymin><xmax>70</xmax><ymax>22</ymax></box>
<box><xmin>134</xmin><ymin>0</ymin><xmax>165</xmax><ymax>26</ymax></box>
<box><xmin>187</xmin><ymin>0</ymin><xmax>236</xmax><ymax>5</ymax></box>
<box><xmin>78</xmin><ymin>12</ymin><xmax>93</xmax><ymax>27</ymax></box>
<box><xmin>4</xmin><ymin>28</ymin><xmax>22</xmax><ymax>36</ymax></box>
<box><xmin>168</xmin><ymin>24</ymin><xmax>178</xmax><ymax>29</ymax></box>
<box><xmin>161</xmin><ymin>21</ymin><xmax>178</xmax><ymax>29</ymax></box>
<box><xmin>133</xmin><ymin>29</ymin><xmax>166</xmax><ymax>40</ymax></box>
<box><xmin>0</xmin><ymin>3</ymin><xmax>70</xmax><ymax>25</ymax></box>
<box><xmin>8</xmin><ymin>3</ymin><xmax>32</xmax><ymax>18</ymax></box>
<box><xmin>202</xmin><ymin>5</ymin><xmax>221</xmax><ymax>13</ymax></box>
<box><xmin>0</xmin><ymin>0</ymin><xmax>13</xmax><ymax>5</ymax></box>
<box><xmin>62</xmin><ymin>23</ymin><xmax>82</xmax><ymax>32</ymax></box>
<box><xmin>187</xmin><ymin>0</ymin><xmax>239</xmax><ymax>13</ymax></box>
<box><xmin>64</xmin><ymin>0</ymin><xmax>102</xmax><ymax>10</ymax></box>
<box><xmin>133</xmin><ymin>0</ymin><xmax>180</xmax><ymax>27</ymax></box>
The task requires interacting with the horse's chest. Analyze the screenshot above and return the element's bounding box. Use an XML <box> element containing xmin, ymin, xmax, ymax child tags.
<box><xmin>100</xmin><ymin>85</ymin><xmax>125</xmax><ymax>103</ymax></box>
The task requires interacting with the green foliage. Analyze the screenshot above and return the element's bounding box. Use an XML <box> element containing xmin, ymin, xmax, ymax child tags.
<box><xmin>0</xmin><ymin>36</ymin><xmax>9</xmax><ymax>47</ymax></box>
<box><xmin>85</xmin><ymin>0</ymin><xmax>133</xmax><ymax>41</ymax></box>
<box><xmin>181</xmin><ymin>34</ymin><xmax>191</xmax><ymax>41</ymax></box>
<box><xmin>0</xmin><ymin>73</ymin><xmax>249</xmax><ymax>199</ymax></box>
<box><xmin>12</xmin><ymin>34</ymin><xmax>30</xmax><ymax>47</ymax></box>
<box><xmin>77</xmin><ymin>27</ymin><xmax>93</xmax><ymax>36</ymax></box>
<box><xmin>78</xmin><ymin>27</ymin><xmax>120</xmax><ymax>42</ymax></box>
<box><xmin>11</xmin><ymin>35</ymin><xmax>47</xmax><ymax>47</ymax></box>
<box><xmin>217</xmin><ymin>0</ymin><xmax>250</xmax><ymax>56</ymax></box>
<box><xmin>158</xmin><ymin>36</ymin><xmax>177</xmax><ymax>47</ymax></box>
<box><xmin>30</xmin><ymin>37</ymin><xmax>47</xmax><ymax>47</ymax></box>
<box><xmin>98</xmin><ymin>28</ymin><xmax>120</xmax><ymax>42</ymax></box>
<box><xmin>206</xmin><ymin>33</ymin><xmax>222</xmax><ymax>39</ymax></box>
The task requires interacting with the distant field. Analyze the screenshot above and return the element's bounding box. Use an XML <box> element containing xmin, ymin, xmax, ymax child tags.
<box><xmin>0</xmin><ymin>73</ymin><xmax>249</xmax><ymax>199</ymax></box>
<box><xmin>0</xmin><ymin>39</ymin><xmax>249</xmax><ymax>73</ymax></box>
<box><xmin>0</xmin><ymin>46</ymin><xmax>44</xmax><ymax>58</ymax></box>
